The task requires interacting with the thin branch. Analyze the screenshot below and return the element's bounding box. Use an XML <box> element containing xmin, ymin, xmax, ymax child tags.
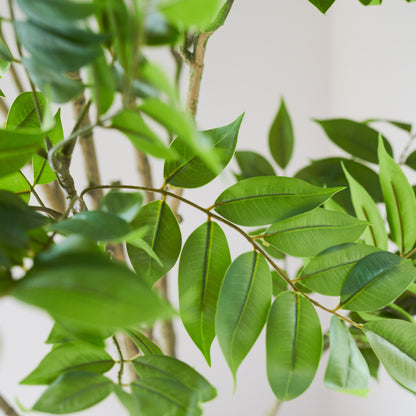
<box><xmin>112</xmin><ymin>335</ymin><xmax>125</xmax><ymax>385</ymax></box>
<box><xmin>265</xmin><ymin>400</ymin><xmax>282</xmax><ymax>416</ymax></box>
<box><xmin>0</xmin><ymin>394</ymin><xmax>20</xmax><ymax>416</ymax></box>
<box><xmin>80</xmin><ymin>184</ymin><xmax>363</xmax><ymax>329</ymax></box>
<box><xmin>0</xmin><ymin>99</ymin><xmax>8</xmax><ymax>118</ymax></box>
<box><xmin>29</xmin><ymin>205</ymin><xmax>62</xmax><ymax>220</ymax></box>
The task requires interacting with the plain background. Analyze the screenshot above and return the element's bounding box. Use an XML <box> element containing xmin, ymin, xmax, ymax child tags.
<box><xmin>1</xmin><ymin>0</ymin><xmax>416</xmax><ymax>414</ymax></box>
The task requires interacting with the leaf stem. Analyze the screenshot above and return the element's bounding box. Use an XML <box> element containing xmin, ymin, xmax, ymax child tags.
<box><xmin>388</xmin><ymin>302</ymin><xmax>416</xmax><ymax>323</ymax></box>
<box><xmin>80</xmin><ymin>183</ymin><xmax>363</xmax><ymax>329</ymax></box>
<box><xmin>112</xmin><ymin>335</ymin><xmax>125</xmax><ymax>385</ymax></box>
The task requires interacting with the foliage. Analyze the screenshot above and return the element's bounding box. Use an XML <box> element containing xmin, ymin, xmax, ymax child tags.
<box><xmin>0</xmin><ymin>0</ymin><xmax>416</xmax><ymax>415</ymax></box>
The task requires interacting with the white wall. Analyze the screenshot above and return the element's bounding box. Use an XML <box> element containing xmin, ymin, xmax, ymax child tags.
<box><xmin>1</xmin><ymin>1</ymin><xmax>416</xmax><ymax>415</ymax></box>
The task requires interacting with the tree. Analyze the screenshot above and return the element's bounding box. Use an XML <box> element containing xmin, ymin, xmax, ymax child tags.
<box><xmin>0</xmin><ymin>0</ymin><xmax>416</xmax><ymax>415</ymax></box>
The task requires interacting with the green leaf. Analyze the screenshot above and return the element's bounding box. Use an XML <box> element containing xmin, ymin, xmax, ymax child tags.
<box><xmin>21</xmin><ymin>342</ymin><xmax>114</xmax><ymax>385</ymax></box>
<box><xmin>343</xmin><ymin>164</ymin><xmax>388</xmax><ymax>250</ymax></box>
<box><xmin>358</xmin><ymin>0</ymin><xmax>383</xmax><ymax>4</ymax></box>
<box><xmin>405</xmin><ymin>150</ymin><xmax>416</xmax><ymax>171</ymax></box>
<box><xmin>268</xmin><ymin>99</ymin><xmax>294</xmax><ymax>169</ymax></box>
<box><xmin>315</xmin><ymin>118</ymin><xmax>393</xmax><ymax>164</ymax></box>
<box><xmin>13</xmin><ymin>238</ymin><xmax>173</xmax><ymax>329</ymax></box>
<box><xmin>22</xmin><ymin>57</ymin><xmax>83</xmax><ymax>103</ymax></box>
<box><xmin>145</xmin><ymin>10</ymin><xmax>180</xmax><ymax>46</ymax></box>
<box><xmin>127</xmin><ymin>200</ymin><xmax>181</xmax><ymax>286</ymax></box>
<box><xmin>111</xmin><ymin>109</ymin><xmax>173</xmax><ymax>160</ymax></box>
<box><xmin>234</xmin><ymin>150</ymin><xmax>276</xmax><ymax>179</ymax></box>
<box><xmin>378</xmin><ymin>138</ymin><xmax>416</xmax><ymax>254</ymax></box>
<box><xmin>266</xmin><ymin>291</ymin><xmax>322</xmax><ymax>401</ymax></box>
<box><xmin>6</xmin><ymin>91</ymin><xmax>46</xmax><ymax>129</ymax></box>
<box><xmin>51</xmin><ymin>211</ymin><xmax>131</xmax><ymax>242</ymax></box>
<box><xmin>98</xmin><ymin>190</ymin><xmax>143</xmax><ymax>223</ymax></box>
<box><xmin>324</xmin><ymin>316</ymin><xmax>370</xmax><ymax>397</ymax></box>
<box><xmin>16</xmin><ymin>20</ymin><xmax>103</xmax><ymax>73</ymax></box>
<box><xmin>308</xmin><ymin>0</ymin><xmax>336</xmax><ymax>13</ymax></box>
<box><xmin>214</xmin><ymin>176</ymin><xmax>343</xmax><ymax>226</ymax></box>
<box><xmin>179</xmin><ymin>221</ymin><xmax>231</xmax><ymax>365</ymax></box>
<box><xmin>340</xmin><ymin>251</ymin><xmax>416</xmax><ymax>311</ymax></box>
<box><xmin>271</xmin><ymin>271</ymin><xmax>288</xmax><ymax>297</ymax></box>
<box><xmin>299</xmin><ymin>243</ymin><xmax>381</xmax><ymax>296</ymax></box>
<box><xmin>131</xmin><ymin>377</ymin><xmax>201</xmax><ymax>416</ymax></box>
<box><xmin>216</xmin><ymin>251</ymin><xmax>272</xmax><ymax>381</ymax></box>
<box><xmin>33</xmin><ymin>372</ymin><xmax>113</xmax><ymax>414</ymax></box>
<box><xmin>0</xmin><ymin>171</ymin><xmax>31</xmax><ymax>203</ymax></box>
<box><xmin>124</xmin><ymin>329</ymin><xmax>163</xmax><ymax>356</ymax></box>
<box><xmin>364</xmin><ymin>118</ymin><xmax>411</xmax><ymax>132</ymax></box>
<box><xmin>295</xmin><ymin>157</ymin><xmax>383</xmax><ymax>214</ymax></box>
<box><xmin>364</xmin><ymin>319</ymin><xmax>416</xmax><ymax>393</ymax></box>
<box><xmin>132</xmin><ymin>355</ymin><xmax>217</xmax><ymax>402</ymax></box>
<box><xmin>164</xmin><ymin>114</ymin><xmax>244</xmax><ymax>188</ymax></box>
<box><xmin>360</xmin><ymin>346</ymin><xmax>380</xmax><ymax>380</ymax></box>
<box><xmin>263</xmin><ymin>208</ymin><xmax>368</xmax><ymax>258</ymax></box>
<box><xmin>159</xmin><ymin>0</ymin><xmax>222</xmax><ymax>30</ymax></box>
<box><xmin>87</xmin><ymin>52</ymin><xmax>115</xmax><ymax>115</ymax></box>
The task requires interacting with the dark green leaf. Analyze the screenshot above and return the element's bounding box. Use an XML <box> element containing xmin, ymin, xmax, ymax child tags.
<box><xmin>360</xmin><ymin>346</ymin><xmax>380</xmax><ymax>380</ymax></box>
<box><xmin>324</xmin><ymin>316</ymin><xmax>370</xmax><ymax>397</ymax></box>
<box><xmin>268</xmin><ymin>99</ymin><xmax>294</xmax><ymax>169</ymax></box>
<box><xmin>405</xmin><ymin>150</ymin><xmax>416</xmax><ymax>171</ymax></box>
<box><xmin>295</xmin><ymin>157</ymin><xmax>383</xmax><ymax>214</ymax></box>
<box><xmin>51</xmin><ymin>211</ymin><xmax>131</xmax><ymax>241</ymax></box>
<box><xmin>364</xmin><ymin>319</ymin><xmax>416</xmax><ymax>393</ymax></box>
<box><xmin>145</xmin><ymin>10</ymin><xmax>180</xmax><ymax>46</ymax></box>
<box><xmin>378</xmin><ymin>138</ymin><xmax>416</xmax><ymax>254</ymax></box>
<box><xmin>21</xmin><ymin>342</ymin><xmax>114</xmax><ymax>385</ymax></box>
<box><xmin>124</xmin><ymin>329</ymin><xmax>163</xmax><ymax>356</ymax></box>
<box><xmin>179</xmin><ymin>221</ymin><xmax>231</xmax><ymax>365</ymax></box>
<box><xmin>340</xmin><ymin>251</ymin><xmax>416</xmax><ymax>311</ymax></box>
<box><xmin>358</xmin><ymin>0</ymin><xmax>383</xmax><ymax>4</ymax></box>
<box><xmin>132</xmin><ymin>355</ymin><xmax>216</xmax><ymax>402</ymax></box>
<box><xmin>13</xmin><ymin>238</ymin><xmax>173</xmax><ymax>329</ymax></box>
<box><xmin>33</xmin><ymin>372</ymin><xmax>113</xmax><ymax>414</ymax></box>
<box><xmin>214</xmin><ymin>176</ymin><xmax>343</xmax><ymax>226</ymax></box>
<box><xmin>266</xmin><ymin>291</ymin><xmax>322</xmax><ymax>401</ymax></box>
<box><xmin>299</xmin><ymin>243</ymin><xmax>380</xmax><ymax>296</ymax></box>
<box><xmin>216</xmin><ymin>251</ymin><xmax>272</xmax><ymax>381</ymax></box>
<box><xmin>127</xmin><ymin>200</ymin><xmax>181</xmax><ymax>286</ymax></box>
<box><xmin>364</xmin><ymin>118</ymin><xmax>411</xmax><ymax>132</ymax></box>
<box><xmin>308</xmin><ymin>0</ymin><xmax>336</xmax><ymax>13</ymax></box>
<box><xmin>315</xmin><ymin>118</ymin><xmax>392</xmax><ymax>164</ymax></box>
<box><xmin>164</xmin><ymin>114</ymin><xmax>244</xmax><ymax>188</ymax></box>
<box><xmin>234</xmin><ymin>150</ymin><xmax>276</xmax><ymax>179</ymax></box>
<box><xmin>263</xmin><ymin>208</ymin><xmax>368</xmax><ymax>257</ymax></box>
<box><xmin>98</xmin><ymin>190</ymin><xmax>143</xmax><ymax>223</ymax></box>
<box><xmin>343</xmin><ymin>164</ymin><xmax>387</xmax><ymax>249</ymax></box>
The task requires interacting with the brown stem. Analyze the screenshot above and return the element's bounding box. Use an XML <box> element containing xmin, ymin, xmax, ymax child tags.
<box><xmin>0</xmin><ymin>394</ymin><xmax>20</xmax><ymax>416</ymax></box>
<box><xmin>40</xmin><ymin>181</ymin><xmax>67</xmax><ymax>213</ymax></box>
<box><xmin>0</xmin><ymin>98</ymin><xmax>8</xmax><ymax>118</ymax></box>
<box><xmin>135</xmin><ymin>150</ymin><xmax>155</xmax><ymax>203</ymax></box>
<box><xmin>9</xmin><ymin>65</ymin><xmax>24</xmax><ymax>94</ymax></box>
<box><xmin>71</xmin><ymin>72</ymin><xmax>103</xmax><ymax>209</ymax></box>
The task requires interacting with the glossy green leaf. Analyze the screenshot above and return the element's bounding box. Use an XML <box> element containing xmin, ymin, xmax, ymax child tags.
<box><xmin>378</xmin><ymin>138</ymin><xmax>416</xmax><ymax>254</ymax></box>
<box><xmin>216</xmin><ymin>251</ymin><xmax>272</xmax><ymax>380</ymax></box>
<box><xmin>6</xmin><ymin>91</ymin><xmax>46</xmax><ymax>129</ymax></box>
<box><xmin>131</xmin><ymin>377</ymin><xmax>201</xmax><ymax>416</ymax></box>
<box><xmin>360</xmin><ymin>346</ymin><xmax>380</xmax><ymax>380</ymax></box>
<box><xmin>16</xmin><ymin>20</ymin><xmax>103</xmax><ymax>73</ymax></box>
<box><xmin>132</xmin><ymin>355</ymin><xmax>216</xmax><ymax>402</ymax></box>
<box><xmin>364</xmin><ymin>118</ymin><xmax>411</xmax><ymax>132</ymax></box>
<box><xmin>358</xmin><ymin>0</ymin><xmax>383</xmax><ymax>4</ymax></box>
<box><xmin>98</xmin><ymin>190</ymin><xmax>143</xmax><ymax>223</ymax></box>
<box><xmin>114</xmin><ymin>385</ymin><xmax>142</xmax><ymax>416</ymax></box>
<box><xmin>299</xmin><ymin>243</ymin><xmax>380</xmax><ymax>296</ymax></box>
<box><xmin>164</xmin><ymin>114</ymin><xmax>244</xmax><ymax>188</ymax></box>
<box><xmin>266</xmin><ymin>291</ymin><xmax>322</xmax><ymax>401</ymax></box>
<box><xmin>214</xmin><ymin>176</ymin><xmax>343</xmax><ymax>226</ymax></box>
<box><xmin>0</xmin><ymin>39</ymin><xmax>12</xmax><ymax>74</ymax></box>
<box><xmin>51</xmin><ymin>211</ymin><xmax>131</xmax><ymax>241</ymax></box>
<box><xmin>234</xmin><ymin>150</ymin><xmax>276</xmax><ymax>179</ymax></box>
<box><xmin>21</xmin><ymin>342</ymin><xmax>114</xmax><ymax>385</ymax></box>
<box><xmin>364</xmin><ymin>319</ymin><xmax>416</xmax><ymax>393</ymax></box>
<box><xmin>271</xmin><ymin>271</ymin><xmax>288</xmax><ymax>297</ymax></box>
<box><xmin>111</xmin><ymin>109</ymin><xmax>173</xmax><ymax>160</ymax></box>
<box><xmin>124</xmin><ymin>329</ymin><xmax>163</xmax><ymax>356</ymax></box>
<box><xmin>22</xmin><ymin>57</ymin><xmax>83</xmax><ymax>103</ymax></box>
<box><xmin>295</xmin><ymin>157</ymin><xmax>383</xmax><ymax>214</ymax></box>
<box><xmin>340</xmin><ymin>251</ymin><xmax>416</xmax><ymax>311</ymax></box>
<box><xmin>127</xmin><ymin>200</ymin><xmax>181</xmax><ymax>286</ymax></box>
<box><xmin>308</xmin><ymin>0</ymin><xmax>336</xmax><ymax>13</ymax></box>
<box><xmin>263</xmin><ymin>208</ymin><xmax>367</xmax><ymax>258</ymax></box>
<box><xmin>13</xmin><ymin>239</ymin><xmax>173</xmax><ymax>328</ymax></box>
<box><xmin>0</xmin><ymin>171</ymin><xmax>30</xmax><ymax>203</ymax></box>
<box><xmin>33</xmin><ymin>372</ymin><xmax>113</xmax><ymax>414</ymax></box>
<box><xmin>87</xmin><ymin>52</ymin><xmax>115</xmax><ymax>115</ymax></box>
<box><xmin>324</xmin><ymin>316</ymin><xmax>370</xmax><ymax>397</ymax></box>
<box><xmin>159</xmin><ymin>0</ymin><xmax>222</xmax><ymax>30</ymax></box>
<box><xmin>315</xmin><ymin>118</ymin><xmax>392</xmax><ymax>164</ymax></box>
<box><xmin>179</xmin><ymin>221</ymin><xmax>231</xmax><ymax>365</ymax></box>
<box><xmin>46</xmin><ymin>321</ymin><xmax>107</xmax><ymax>347</ymax></box>
<box><xmin>343</xmin><ymin>164</ymin><xmax>387</xmax><ymax>249</ymax></box>
<box><xmin>268</xmin><ymin>99</ymin><xmax>294</xmax><ymax>169</ymax></box>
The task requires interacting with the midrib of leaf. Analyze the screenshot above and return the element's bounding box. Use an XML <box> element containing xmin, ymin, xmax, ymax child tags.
<box><xmin>299</xmin><ymin>260</ymin><xmax>358</xmax><ymax>280</ymax></box>
<box><xmin>56</xmin><ymin>380</ymin><xmax>112</xmax><ymax>407</ymax></box>
<box><xmin>229</xmin><ymin>252</ymin><xmax>260</xmax><ymax>371</ymax></box>
<box><xmin>126</xmin><ymin>330</ymin><xmax>153</xmax><ymax>354</ymax></box>
<box><xmin>361</xmin><ymin>207</ymin><xmax>376</xmax><ymax>246</ymax></box>
<box><xmin>391</xmin><ymin>182</ymin><xmax>405</xmax><ymax>254</ymax></box>
<box><xmin>341</xmin><ymin>262</ymin><xmax>401</xmax><ymax>308</ymax></box>
<box><xmin>17</xmin><ymin>108</ymin><xmax>37</xmax><ymax>129</ymax></box>
<box><xmin>200</xmin><ymin>222</ymin><xmax>214</xmax><ymax>353</ymax></box>
<box><xmin>145</xmin><ymin>201</ymin><xmax>164</xmax><ymax>279</ymax></box>
<box><xmin>265</xmin><ymin>223</ymin><xmax>363</xmax><ymax>238</ymax></box>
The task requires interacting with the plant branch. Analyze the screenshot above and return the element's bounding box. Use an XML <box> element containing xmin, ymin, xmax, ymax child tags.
<box><xmin>113</xmin><ymin>335</ymin><xmax>125</xmax><ymax>385</ymax></box>
<box><xmin>265</xmin><ymin>400</ymin><xmax>282</xmax><ymax>416</ymax></box>
<box><xmin>0</xmin><ymin>394</ymin><xmax>20</xmax><ymax>416</ymax></box>
<box><xmin>0</xmin><ymin>98</ymin><xmax>8</xmax><ymax>118</ymax></box>
<box><xmin>80</xmin><ymin>184</ymin><xmax>363</xmax><ymax>329</ymax></box>
<box><xmin>29</xmin><ymin>205</ymin><xmax>62</xmax><ymax>220</ymax></box>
